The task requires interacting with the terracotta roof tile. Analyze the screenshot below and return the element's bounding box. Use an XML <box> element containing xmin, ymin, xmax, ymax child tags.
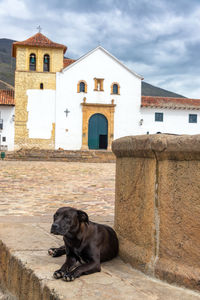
<box><xmin>0</xmin><ymin>90</ymin><xmax>15</xmax><ymax>106</ymax></box>
<box><xmin>141</xmin><ymin>96</ymin><xmax>200</xmax><ymax>110</ymax></box>
<box><xmin>63</xmin><ymin>58</ymin><xmax>76</xmax><ymax>68</ymax></box>
<box><xmin>12</xmin><ymin>33</ymin><xmax>67</xmax><ymax>57</ymax></box>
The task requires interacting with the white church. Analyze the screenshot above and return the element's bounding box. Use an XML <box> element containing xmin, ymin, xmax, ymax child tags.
<box><xmin>1</xmin><ymin>32</ymin><xmax>200</xmax><ymax>151</ymax></box>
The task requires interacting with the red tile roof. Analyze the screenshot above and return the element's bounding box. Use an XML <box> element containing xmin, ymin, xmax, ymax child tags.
<box><xmin>63</xmin><ymin>58</ymin><xmax>76</xmax><ymax>68</ymax></box>
<box><xmin>0</xmin><ymin>90</ymin><xmax>15</xmax><ymax>106</ymax></box>
<box><xmin>12</xmin><ymin>33</ymin><xmax>67</xmax><ymax>57</ymax></box>
<box><xmin>141</xmin><ymin>96</ymin><xmax>200</xmax><ymax>110</ymax></box>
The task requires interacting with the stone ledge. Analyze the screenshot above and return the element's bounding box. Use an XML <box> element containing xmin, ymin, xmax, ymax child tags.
<box><xmin>112</xmin><ymin>134</ymin><xmax>200</xmax><ymax>160</ymax></box>
<box><xmin>1</xmin><ymin>218</ymin><xmax>200</xmax><ymax>299</ymax></box>
<box><xmin>114</xmin><ymin>133</ymin><xmax>200</xmax><ymax>292</ymax></box>
<box><xmin>5</xmin><ymin>149</ymin><xmax>115</xmax><ymax>163</ymax></box>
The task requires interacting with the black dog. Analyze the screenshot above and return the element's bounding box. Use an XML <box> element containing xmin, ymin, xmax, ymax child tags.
<box><xmin>49</xmin><ymin>207</ymin><xmax>119</xmax><ymax>281</ymax></box>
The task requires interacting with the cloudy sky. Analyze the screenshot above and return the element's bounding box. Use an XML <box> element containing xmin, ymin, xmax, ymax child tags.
<box><xmin>1</xmin><ymin>0</ymin><xmax>200</xmax><ymax>98</ymax></box>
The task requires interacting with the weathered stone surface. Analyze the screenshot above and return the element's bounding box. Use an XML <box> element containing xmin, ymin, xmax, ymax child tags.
<box><xmin>112</xmin><ymin>134</ymin><xmax>200</xmax><ymax>160</ymax></box>
<box><xmin>114</xmin><ymin>157</ymin><xmax>156</xmax><ymax>275</ymax></box>
<box><xmin>0</xmin><ymin>288</ymin><xmax>16</xmax><ymax>300</ymax></box>
<box><xmin>1</xmin><ymin>219</ymin><xmax>200</xmax><ymax>300</ymax></box>
<box><xmin>0</xmin><ymin>223</ymin><xmax>62</xmax><ymax>251</ymax></box>
<box><xmin>5</xmin><ymin>149</ymin><xmax>115</xmax><ymax>163</ymax></box>
<box><xmin>155</xmin><ymin>159</ymin><xmax>200</xmax><ymax>290</ymax></box>
<box><xmin>112</xmin><ymin>134</ymin><xmax>200</xmax><ymax>291</ymax></box>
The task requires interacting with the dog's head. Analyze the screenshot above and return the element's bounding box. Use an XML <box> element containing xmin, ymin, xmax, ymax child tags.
<box><xmin>50</xmin><ymin>207</ymin><xmax>89</xmax><ymax>237</ymax></box>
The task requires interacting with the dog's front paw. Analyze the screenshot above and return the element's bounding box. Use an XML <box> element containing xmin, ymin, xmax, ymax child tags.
<box><xmin>62</xmin><ymin>271</ymin><xmax>76</xmax><ymax>282</ymax></box>
<box><xmin>53</xmin><ymin>269</ymin><xmax>64</xmax><ymax>279</ymax></box>
<box><xmin>48</xmin><ymin>248</ymin><xmax>60</xmax><ymax>257</ymax></box>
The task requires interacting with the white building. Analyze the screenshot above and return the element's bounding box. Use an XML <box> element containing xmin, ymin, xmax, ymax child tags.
<box><xmin>141</xmin><ymin>96</ymin><xmax>200</xmax><ymax>135</ymax></box>
<box><xmin>55</xmin><ymin>46</ymin><xmax>143</xmax><ymax>150</ymax></box>
<box><xmin>9</xmin><ymin>33</ymin><xmax>200</xmax><ymax>151</ymax></box>
<box><xmin>0</xmin><ymin>90</ymin><xmax>15</xmax><ymax>151</ymax></box>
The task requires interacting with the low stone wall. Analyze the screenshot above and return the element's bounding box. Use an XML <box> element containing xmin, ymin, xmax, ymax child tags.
<box><xmin>5</xmin><ymin>149</ymin><xmax>115</xmax><ymax>163</ymax></box>
<box><xmin>112</xmin><ymin>134</ymin><xmax>200</xmax><ymax>291</ymax></box>
<box><xmin>0</xmin><ymin>241</ymin><xmax>56</xmax><ymax>300</ymax></box>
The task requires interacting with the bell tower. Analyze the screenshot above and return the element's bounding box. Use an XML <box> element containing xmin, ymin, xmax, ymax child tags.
<box><xmin>12</xmin><ymin>32</ymin><xmax>67</xmax><ymax>149</ymax></box>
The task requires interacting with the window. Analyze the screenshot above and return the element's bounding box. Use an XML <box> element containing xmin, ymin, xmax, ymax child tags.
<box><xmin>2</xmin><ymin>137</ymin><xmax>6</xmax><ymax>142</ymax></box>
<box><xmin>113</xmin><ymin>84</ymin><xmax>118</xmax><ymax>94</ymax></box>
<box><xmin>155</xmin><ymin>112</ymin><xmax>163</xmax><ymax>122</ymax></box>
<box><xmin>80</xmin><ymin>82</ymin><xmax>85</xmax><ymax>92</ymax></box>
<box><xmin>77</xmin><ymin>80</ymin><xmax>87</xmax><ymax>93</ymax></box>
<box><xmin>94</xmin><ymin>78</ymin><xmax>104</xmax><ymax>91</ymax></box>
<box><xmin>189</xmin><ymin>114</ymin><xmax>197</xmax><ymax>123</ymax></box>
<box><xmin>29</xmin><ymin>53</ymin><xmax>36</xmax><ymax>71</ymax></box>
<box><xmin>40</xmin><ymin>83</ymin><xmax>44</xmax><ymax>89</ymax></box>
<box><xmin>0</xmin><ymin>115</ymin><xmax>3</xmax><ymax>130</ymax></box>
<box><xmin>43</xmin><ymin>54</ymin><xmax>50</xmax><ymax>72</ymax></box>
<box><xmin>111</xmin><ymin>83</ymin><xmax>120</xmax><ymax>95</ymax></box>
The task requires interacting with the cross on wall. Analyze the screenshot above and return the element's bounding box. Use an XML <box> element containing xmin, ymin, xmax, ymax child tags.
<box><xmin>64</xmin><ymin>109</ymin><xmax>70</xmax><ymax>117</ymax></box>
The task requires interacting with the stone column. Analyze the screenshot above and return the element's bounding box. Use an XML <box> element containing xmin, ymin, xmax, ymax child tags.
<box><xmin>112</xmin><ymin>134</ymin><xmax>200</xmax><ymax>291</ymax></box>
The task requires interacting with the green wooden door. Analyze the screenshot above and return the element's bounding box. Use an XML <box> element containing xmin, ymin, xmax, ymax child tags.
<box><xmin>88</xmin><ymin>114</ymin><xmax>108</xmax><ymax>149</ymax></box>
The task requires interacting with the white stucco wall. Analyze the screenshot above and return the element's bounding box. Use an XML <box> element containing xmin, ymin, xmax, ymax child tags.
<box><xmin>55</xmin><ymin>47</ymin><xmax>142</xmax><ymax>150</ymax></box>
<box><xmin>22</xmin><ymin>46</ymin><xmax>200</xmax><ymax>152</ymax></box>
<box><xmin>141</xmin><ymin>108</ymin><xmax>200</xmax><ymax>135</ymax></box>
<box><xmin>0</xmin><ymin>106</ymin><xmax>15</xmax><ymax>151</ymax></box>
<box><xmin>27</xmin><ymin>89</ymin><xmax>56</xmax><ymax>139</ymax></box>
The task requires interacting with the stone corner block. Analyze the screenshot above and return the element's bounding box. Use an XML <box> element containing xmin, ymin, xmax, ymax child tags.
<box><xmin>112</xmin><ymin>134</ymin><xmax>200</xmax><ymax>160</ymax></box>
<box><xmin>113</xmin><ymin>133</ymin><xmax>200</xmax><ymax>292</ymax></box>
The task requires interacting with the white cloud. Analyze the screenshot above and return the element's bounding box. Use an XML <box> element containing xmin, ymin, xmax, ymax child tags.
<box><xmin>0</xmin><ymin>0</ymin><xmax>31</xmax><ymax>19</ymax></box>
<box><xmin>125</xmin><ymin>61</ymin><xmax>157</xmax><ymax>78</ymax></box>
<box><xmin>1</xmin><ymin>0</ymin><xmax>200</xmax><ymax>97</ymax></box>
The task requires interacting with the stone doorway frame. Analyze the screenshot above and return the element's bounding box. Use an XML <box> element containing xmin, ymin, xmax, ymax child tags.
<box><xmin>81</xmin><ymin>102</ymin><xmax>116</xmax><ymax>150</ymax></box>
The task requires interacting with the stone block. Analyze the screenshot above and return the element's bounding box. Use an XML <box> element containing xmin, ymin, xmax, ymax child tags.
<box><xmin>115</xmin><ymin>156</ymin><xmax>156</xmax><ymax>275</ymax></box>
<box><xmin>112</xmin><ymin>134</ymin><xmax>200</xmax><ymax>291</ymax></box>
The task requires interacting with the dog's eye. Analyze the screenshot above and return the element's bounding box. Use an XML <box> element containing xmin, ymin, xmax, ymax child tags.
<box><xmin>54</xmin><ymin>213</ymin><xmax>58</xmax><ymax>220</ymax></box>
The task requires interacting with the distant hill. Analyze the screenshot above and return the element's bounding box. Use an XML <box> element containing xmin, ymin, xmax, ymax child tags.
<box><xmin>0</xmin><ymin>38</ymin><xmax>16</xmax><ymax>89</ymax></box>
<box><xmin>142</xmin><ymin>81</ymin><xmax>185</xmax><ymax>98</ymax></box>
<box><xmin>0</xmin><ymin>38</ymin><xmax>186</xmax><ymax>97</ymax></box>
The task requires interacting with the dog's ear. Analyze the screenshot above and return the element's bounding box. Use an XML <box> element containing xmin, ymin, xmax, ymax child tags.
<box><xmin>77</xmin><ymin>210</ymin><xmax>89</xmax><ymax>224</ymax></box>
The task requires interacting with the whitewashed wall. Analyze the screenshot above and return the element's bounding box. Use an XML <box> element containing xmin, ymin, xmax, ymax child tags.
<box><xmin>55</xmin><ymin>47</ymin><xmax>142</xmax><ymax>150</ymax></box>
<box><xmin>141</xmin><ymin>108</ymin><xmax>200</xmax><ymax>135</ymax></box>
<box><xmin>23</xmin><ymin>46</ymin><xmax>200</xmax><ymax>151</ymax></box>
<box><xmin>27</xmin><ymin>90</ymin><xmax>56</xmax><ymax>139</ymax></box>
<box><xmin>0</xmin><ymin>106</ymin><xmax>15</xmax><ymax>151</ymax></box>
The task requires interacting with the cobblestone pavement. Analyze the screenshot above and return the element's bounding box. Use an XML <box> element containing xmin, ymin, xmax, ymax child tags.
<box><xmin>0</xmin><ymin>161</ymin><xmax>115</xmax><ymax>218</ymax></box>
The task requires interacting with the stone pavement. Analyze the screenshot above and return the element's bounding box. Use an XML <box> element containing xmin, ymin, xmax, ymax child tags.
<box><xmin>1</xmin><ymin>161</ymin><xmax>200</xmax><ymax>299</ymax></box>
<box><xmin>0</xmin><ymin>161</ymin><xmax>115</xmax><ymax>219</ymax></box>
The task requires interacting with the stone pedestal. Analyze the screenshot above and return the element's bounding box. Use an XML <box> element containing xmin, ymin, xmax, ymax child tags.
<box><xmin>112</xmin><ymin>134</ymin><xmax>200</xmax><ymax>291</ymax></box>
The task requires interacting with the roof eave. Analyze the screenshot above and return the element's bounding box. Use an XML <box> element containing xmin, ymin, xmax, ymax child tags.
<box><xmin>62</xmin><ymin>46</ymin><xmax>143</xmax><ymax>80</ymax></box>
<box><xmin>12</xmin><ymin>39</ymin><xmax>67</xmax><ymax>58</ymax></box>
<box><xmin>141</xmin><ymin>105</ymin><xmax>200</xmax><ymax>110</ymax></box>
<box><xmin>0</xmin><ymin>103</ymin><xmax>15</xmax><ymax>106</ymax></box>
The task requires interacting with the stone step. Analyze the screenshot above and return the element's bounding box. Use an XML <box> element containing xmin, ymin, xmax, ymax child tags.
<box><xmin>3</xmin><ymin>149</ymin><xmax>116</xmax><ymax>163</ymax></box>
<box><xmin>0</xmin><ymin>216</ymin><xmax>200</xmax><ymax>300</ymax></box>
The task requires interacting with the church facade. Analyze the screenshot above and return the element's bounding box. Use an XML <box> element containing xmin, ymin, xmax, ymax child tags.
<box><xmin>8</xmin><ymin>32</ymin><xmax>200</xmax><ymax>151</ymax></box>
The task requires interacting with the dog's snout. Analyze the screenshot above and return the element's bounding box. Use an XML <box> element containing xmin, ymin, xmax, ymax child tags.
<box><xmin>51</xmin><ymin>223</ymin><xmax>59</xmax><ymax>234</ymax></box>
<box><xmin>52</xmin><ymin>223</ymin><xmax>59</xmax><ymax>229</ymax></box>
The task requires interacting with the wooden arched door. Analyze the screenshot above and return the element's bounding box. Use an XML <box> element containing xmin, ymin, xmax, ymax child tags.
<box><xmin>88</xmin><ymin>113</ymin><xmax>108</xmax><ymax>149</ymax></box>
